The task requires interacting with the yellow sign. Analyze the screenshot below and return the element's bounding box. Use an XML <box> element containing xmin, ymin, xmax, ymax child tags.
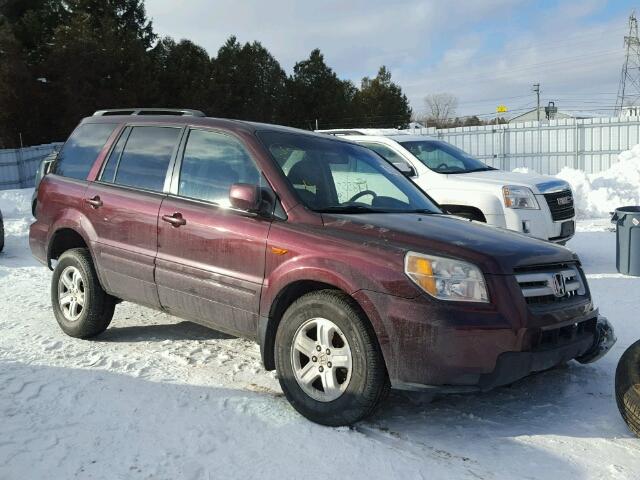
<box><xmin>496</xmin><ymin>105</ymin><xmax>508</xmax><ymax>113</ymax></box>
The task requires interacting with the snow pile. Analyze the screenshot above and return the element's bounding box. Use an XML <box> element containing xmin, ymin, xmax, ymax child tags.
<box><xmin>0</xmin><ymin>188</ymin><xmax>34</xmax><ymax>218</ymax></box>
<box><xmin>511</xmin><ymin>147</ymin><xmax>640</xmax><ymax>219</ymax></box>
<box><xmin>556</xmin><ymin>147</ymin><xmax>640</xmax><ymax>219</ymax></box>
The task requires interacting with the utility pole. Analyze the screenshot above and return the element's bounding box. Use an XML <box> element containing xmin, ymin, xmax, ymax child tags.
<box><xmin>616</xmin><ymin>11</ymin><xmax>640</xmax><ymax>115</ymax></box>
<box><xmin>533</xmin><ymin>83</ymin><xmax>540</xmax><ymax>122</ymax></box>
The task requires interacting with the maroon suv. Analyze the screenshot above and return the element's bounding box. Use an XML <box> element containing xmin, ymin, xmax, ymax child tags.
<box><xmin>30</xmin><ymin>110</ymin><xmax>615</xmax><ymax>426</ymax></box>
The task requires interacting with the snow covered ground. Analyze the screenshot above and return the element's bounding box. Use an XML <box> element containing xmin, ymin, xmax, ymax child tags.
<box><xmin>1</xmin><ymin>188</ymin><xmax>640</xmax><ymax>479</ymax></box>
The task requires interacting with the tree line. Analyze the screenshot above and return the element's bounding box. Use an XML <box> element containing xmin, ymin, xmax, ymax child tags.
<box><xmin>0</xmin><ymin>0</ymin><xmax>413</xmax><ymax>148</ymax></box>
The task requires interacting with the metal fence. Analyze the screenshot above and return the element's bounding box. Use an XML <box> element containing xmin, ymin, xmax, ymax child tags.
<box><xmin>413</xmin><ymin>116</ymin><xmax>640</xmax><ymax>175</ymax></box>
<box><xmin>0</xmin><ymin>143</ymin><xmax>62</xmax><ymax>190</ymax></box>
<box><xmin>2</xmin><ymin>115</ymin><xmax>640</xmax><ymax>188</ymax></box>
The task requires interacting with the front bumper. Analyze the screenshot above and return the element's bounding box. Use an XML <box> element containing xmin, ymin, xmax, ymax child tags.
<box><xmin>353</xmin><ymin>286</ymin><xmax>613</xmax><ymax>392</ymax></box>
<box><xmin>477</xmin><ymin>316</ymin><xmax>615</xmax><ymax>391</ymax></box>
<box><xmin>499</xmin><ymin>204</ymin><xmax>575</xmax><ymax>243</ymax></box>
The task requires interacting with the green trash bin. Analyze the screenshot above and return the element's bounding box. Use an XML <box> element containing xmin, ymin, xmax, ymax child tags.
<box><xmin>612</xmin><ymin>206</ymin><xmax>640</xmax><ymax>276</ymax></box>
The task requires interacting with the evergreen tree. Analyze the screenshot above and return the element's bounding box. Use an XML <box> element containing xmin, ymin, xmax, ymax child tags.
<box><xmin>43</xmin><ymin>0</ymin><xmax>156</xmax><ymax>138</ymax></box>
<box><xmin>209</xmin><ymin>36</ymin><xmax>288</xmax><ymax>122</ymax></box>
<box><xmin>288</xmin><ymin>49</ymin><xmax>356</xmax><ymax>129</ymax></box>
<box><xmin>150</xmin><ymin>37</ymin><xmax>212</xmax><ymax>109</ymax></box>
<box><xmin>0</xmin><ymin>2</ymin><xmax>416</xmax><ymax>146</ymax></box>
<box><xmin>353</xmin><ymin>66</ymin><xmax>412</xmax><ymax>128</ymax></box>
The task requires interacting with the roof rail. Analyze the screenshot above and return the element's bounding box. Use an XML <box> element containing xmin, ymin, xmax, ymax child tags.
<box><xmin>316</xmin><ymin>129</ymin><xmax>367</xmax><ymax>136</ymax></box>
<box><xmin>92</xmin><ymin>108</ymin><xmax>206</xmax><ymax>117</ymax></box>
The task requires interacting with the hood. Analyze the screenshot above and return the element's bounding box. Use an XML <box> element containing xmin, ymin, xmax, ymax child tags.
<box><xmin>446</xmin><ymin>170</ymin><xmax>569</xmax><ymax>194</ymax></box>
<box><xmin>322</xmin><ymin>213</ymin><xmax>577</xmax><ymax>275</ymax></box>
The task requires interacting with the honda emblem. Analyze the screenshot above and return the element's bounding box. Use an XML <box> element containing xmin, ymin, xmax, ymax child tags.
<box><xmin>552</xmin><ymin>273</ymin><xmax>567</xmax><ymax>297</ymax></box>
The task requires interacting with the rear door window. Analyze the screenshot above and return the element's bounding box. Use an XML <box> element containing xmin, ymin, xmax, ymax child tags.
<box><xmin>54</xmin><ymin>123</ymin><xmax>117</xmax><ymax>180</ymax></box>
<box><xmin>109</xmin><ymin>126</ymin><xmax>181</xmax><ymax>192</ymax></box>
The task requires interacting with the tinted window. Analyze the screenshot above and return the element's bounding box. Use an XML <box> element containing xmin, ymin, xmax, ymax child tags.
<box><xmin>178</xmin><ymin>129</ymin><xmax>261</xmax><ymax>205</ymax></box>
<box><xmin>259</xmin><ymin>131</ymin><xmax>440</xmax><ymax>214</ymax></box>
<box><xmin>100</xmin><ymin>128</ymin><xmax>129</xmax><ymax>183</ymax></box>
<box><xmin>55</xmin><ymin>123</ymin><xmax>117</xmax><ymax>180</ymax></box>
<box><xmin>114</xmin><ymin>126</ymin><xmax>181</xmax><ymax>191</ymax></box>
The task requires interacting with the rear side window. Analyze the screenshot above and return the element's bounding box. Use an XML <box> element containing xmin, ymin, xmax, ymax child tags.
<box><xmin>54</xmin><ymin>123</ymin><xmax>117</xmax><ymax>180</ymax></box>
<box><xmin>107</xmin><ymin>126</ymin><xmax>181</xmax><ymax>192</ymax></box>
<box><xmin>177</xmin><ymin>129</ymin><xmax>261</xmax><ymax>205</ymax></box>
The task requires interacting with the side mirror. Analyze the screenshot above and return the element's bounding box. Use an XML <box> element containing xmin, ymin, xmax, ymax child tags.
<box><xmin>229</xmin><ymin>183</ymin><xmax>261</xmax><ymax>212</ymax></box>
<box><xmin>392</xmin><ymin>162</ymin><xmax>416</xmax><ymax>178</ymax></box>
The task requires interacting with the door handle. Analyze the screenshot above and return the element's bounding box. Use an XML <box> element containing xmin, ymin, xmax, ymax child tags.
<box><xmin>161</xmin><ymin>213</ymin><xmax>186</xmax><ymax>227</ymax></box>
<box><xmin>84</xmin><ymin>195</ymin><xmax>103</xmax><ymax>208</ymax></box>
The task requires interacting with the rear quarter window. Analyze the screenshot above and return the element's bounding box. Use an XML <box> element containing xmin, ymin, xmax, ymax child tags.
<box><xmin>54</xmin><ymin>123</ymin><xmax>117</xmax><ymax>180</ymax></box>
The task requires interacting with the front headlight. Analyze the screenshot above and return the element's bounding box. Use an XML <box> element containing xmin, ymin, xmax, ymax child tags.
<box><xmin>502</xmin><ymin>185</ymin><xmax>539</xmax><ymax>209</ymax></box>
<box><xmin>404</xmin><ymin>252</ymin><xmax>489</xmax><ymax>303</ymax></box>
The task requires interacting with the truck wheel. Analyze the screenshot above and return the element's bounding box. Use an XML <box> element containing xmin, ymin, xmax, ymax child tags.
<box><xmin>51</xmin><ymin>248</ymin><xmax>115</xmax><ymax>338</ymax></box>
<box><xmin>615</xmin><ymin>339</ymin><xmax>640</xmax><ymax>437</ymax></box>
<box><xmin>275</xmin><ymin>290</ymin><xmax>389</xmax><ymax>426</ymax></box>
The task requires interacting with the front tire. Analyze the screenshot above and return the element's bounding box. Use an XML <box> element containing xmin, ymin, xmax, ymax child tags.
<box><xmin>615</xmin><ymin>340</ymin><xmax>640</xmax><ymax>437</ymax></box>
<box><xmin>51</xmin><ymin>248</ymin><xmax>115</xmax><ymax>338</ymax></box>
<box><xmin>275</xmin><ymin>290</ymin><xmax>389</xmax><ymax>426</ymax></box>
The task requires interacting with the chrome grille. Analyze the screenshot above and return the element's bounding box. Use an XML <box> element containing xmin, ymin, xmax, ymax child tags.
<box><xmin>516</xmin><ymin>265</ymin><xmax>585</xmax><ymax>305</ymax></box>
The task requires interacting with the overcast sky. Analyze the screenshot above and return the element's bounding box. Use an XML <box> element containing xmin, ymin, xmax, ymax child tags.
<box><xmin>145</xmin><ymin>0</ymin><xmax>636</xmax><ymax>119</ymax></box>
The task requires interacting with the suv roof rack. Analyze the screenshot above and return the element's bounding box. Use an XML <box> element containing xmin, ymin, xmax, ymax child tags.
<box><xmin>316</xmin><ymin>129</ymin><xmax>367</xmax><ymax>136</ymax></box>
<box><xmin>92</xmin><ymin>108</ymin><xmax>206</xmax><ymax>117</ymax></box>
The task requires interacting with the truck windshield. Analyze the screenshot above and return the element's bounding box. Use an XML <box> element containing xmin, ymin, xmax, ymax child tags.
<box><xmin>398</xmin><ymin>140</ymin><xmax>496</xmax><ymax>174</ymax></box>
<box><xmin>258</xmin><ymin>131</ymin><xmax>441</xmax><ymax>214</ymax></box>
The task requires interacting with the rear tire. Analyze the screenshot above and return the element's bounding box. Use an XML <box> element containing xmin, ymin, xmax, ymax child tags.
<box><xmin>51</xmin><ymin>248</ymin><xmax>115</xmax><ymax>338</ymax></box>
<box><xmin>275</xmin><ymin>290</ymin><xmax>389</xmax><ymax>426</ymax></box>
<box><xmin>0</xmin><ymin>215</ymin><xmax>4</xmax><ymax>253</ymax></box>
<box><xmin>615</xmin><ymin>340</ymin><xmax>640</xmax><ymax>437</ymax></box>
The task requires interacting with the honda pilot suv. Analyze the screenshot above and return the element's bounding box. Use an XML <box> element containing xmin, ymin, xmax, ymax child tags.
<box><xmin>30</xmin><ymin>111</ymin><xmax>615</xmax><ymax>426</ymax></box>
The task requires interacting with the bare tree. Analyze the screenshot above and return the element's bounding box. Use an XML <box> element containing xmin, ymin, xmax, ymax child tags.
<box><xmin>424</xmin><ymin>93</ymin><xmax>458</xmax><ymax>127</ymax></box>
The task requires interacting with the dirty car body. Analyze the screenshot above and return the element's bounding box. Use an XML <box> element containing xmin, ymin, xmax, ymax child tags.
<box><xmin>30</xmin><ymin>113</ymin><xmax>614</xmax><ymax>424</ymax></box>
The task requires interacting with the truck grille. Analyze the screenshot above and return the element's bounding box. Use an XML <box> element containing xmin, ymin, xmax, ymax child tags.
<box><xmin>515</xmin><ymin>264</ymin><xmax>586</xmax><ymax>305</ymax></box>
<box><xmin>543</xmin><ymin>189</ymin><xmax>575</xmax><ymax>221</ymax></box>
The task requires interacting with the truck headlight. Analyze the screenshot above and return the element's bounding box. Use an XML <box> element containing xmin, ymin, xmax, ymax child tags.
<box><xmin>404</xmin><ymin>252</ymin><xmax>489</xmax><ymax>303</ymax></box>
<box><xmin>502</xmin><ymin>185</ymin><xmax>539</xmax><ymax>209</ymax></box>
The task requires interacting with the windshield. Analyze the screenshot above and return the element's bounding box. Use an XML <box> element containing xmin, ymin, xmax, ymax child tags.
<box><xmin>258</xmin><ymin>131</ymin><xmax>441</xmax><ymax>214</ymax></box>
<box><xmin>398</xmin><ymin>140</ymin><xmax>495</xmax><ymax>174</ymax></box>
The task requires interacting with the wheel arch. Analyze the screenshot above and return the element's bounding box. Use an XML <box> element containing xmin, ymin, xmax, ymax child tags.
<box><xmin>259</xmin><ymin>279</ymin><xmax>385</xmax><ymax>372</ymax></box>
<box><xmin>440</xmin><ymin>204</ymin><xmax>487</xmax><ymax>222</ymax></box>
<box><xmin>47</xmin><ymin>227</ymin><xmax>90</xmax><ymax>265</ymax></box>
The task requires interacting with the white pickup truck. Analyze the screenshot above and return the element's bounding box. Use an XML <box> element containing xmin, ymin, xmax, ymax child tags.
<box><xmin>318</xmin><ymin>131</ymin><xmax>576</xmax><ymax>244</ymax></box>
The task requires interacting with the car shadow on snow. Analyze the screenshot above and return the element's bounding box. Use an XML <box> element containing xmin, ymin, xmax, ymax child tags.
<box><xmin>370</xmin><ymin>360</ymin><xmax>631</xmax><ymax>442</ymax></box>
<box><xmin>98</xmin><ymin>321</ymin><xmax>235</xmax><ymax>343</ymax></box>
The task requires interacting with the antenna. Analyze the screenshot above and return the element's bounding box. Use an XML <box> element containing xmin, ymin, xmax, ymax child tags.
<box><xmin>615</xmin><ymin>11</ymin><xmax>640</xmax><ymax>115</ymax></box>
